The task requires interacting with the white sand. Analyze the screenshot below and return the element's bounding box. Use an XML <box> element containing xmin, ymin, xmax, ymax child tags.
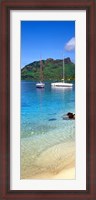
<box><xmin>53</xmin><ymin>167</ymin><xmax>75</xmax><ymax>179</ymax></box>
<box><xmin>21</xmin><ymin>137</ymin><xmax>75</xmax><ymax>179</ymax></box>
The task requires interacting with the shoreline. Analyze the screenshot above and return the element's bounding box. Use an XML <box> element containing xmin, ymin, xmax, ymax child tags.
<box><xmin>21</xmin><ymin>167</ymin><xmax>75</xmax><ymax>180</ymax></box>
<box><xmin>21</xmin><ymin>164</ymin><xmax>75</xmax><ymax>180</ymax></box>
<box><xmin>21</xmin><ymin>136</ymin><xmax>75</xmax><ymax>179</ymax></box>
<box><xmin>53</xmin><ymin>167</ymin><xmax>75</xmax><ymax>179</ymax></box>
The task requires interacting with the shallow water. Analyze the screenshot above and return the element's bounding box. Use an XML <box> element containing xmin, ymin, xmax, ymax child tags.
<box><xmin>21</xmin><ymin>81</ymin><xmax>75</xmax><ymax>179</ymax></box>
<box><xmin>21</xmin><ymin>81</ymin><xmax>75</xmax><ymax>137</ymax></box>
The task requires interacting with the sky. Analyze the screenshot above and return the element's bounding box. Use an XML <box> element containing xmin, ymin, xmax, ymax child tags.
<box><xmin>21</xmin><ymin>21</ymin><xmax>75</xmax><ymax>68</ymax></box>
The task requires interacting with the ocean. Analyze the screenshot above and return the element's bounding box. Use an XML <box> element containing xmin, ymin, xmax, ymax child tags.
<box><xmin>21</xmin><ymin>81</ymin><xmax>75</xmax><ymax>179</ymax></box>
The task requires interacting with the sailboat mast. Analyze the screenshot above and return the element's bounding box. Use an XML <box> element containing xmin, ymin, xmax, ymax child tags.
<box><xmin>40</xmin><ymin>59</ymin><xmax>43</xmax><ymax>82</ymax></box>
<box><xmin>63</xmin><ymin>53</ymin><xmax>64</xmax><ymax>83</ymax></box>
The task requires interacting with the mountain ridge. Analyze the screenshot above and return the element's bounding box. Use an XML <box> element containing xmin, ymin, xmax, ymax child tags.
<box><xmin>21</xmin><ymin>57</ymin><xmax>75</xmax><ymax>81</ymax></box>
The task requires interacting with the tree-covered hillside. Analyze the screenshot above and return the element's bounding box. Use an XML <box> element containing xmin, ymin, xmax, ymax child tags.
<box><xmin>21</xmin><ymin>57</ymin><xmax>75</xmax><ymax>81</ymax></box>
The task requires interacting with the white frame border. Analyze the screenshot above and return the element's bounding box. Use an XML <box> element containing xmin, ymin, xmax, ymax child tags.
<box><xmin>10</xmin><ymin>10</ymin><xmax>86</xmax><ymax>190</ymax></box>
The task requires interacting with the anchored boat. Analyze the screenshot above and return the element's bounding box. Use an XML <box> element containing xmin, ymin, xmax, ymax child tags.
<box><xmin>51</xmin><ymin>54</ymin><xmax>73</xmax><ymax>88</ymax></box>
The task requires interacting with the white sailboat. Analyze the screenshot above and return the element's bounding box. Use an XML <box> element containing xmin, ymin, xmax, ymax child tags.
<box><xmin>51</xmin><ymin>55</ymin><xmax>73</xmax><ymax>88</ymax></box>
<box><xmin>36</xmin><ymin>59</ymin><xmax>45</xmax><ymax>88</ymax></box>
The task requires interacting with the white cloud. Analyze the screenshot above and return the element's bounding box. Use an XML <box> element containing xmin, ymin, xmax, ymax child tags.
<box><xmin>65</xmin><ymin>37</ymin><xmax>75</xmax><ymax>51</ymax></box>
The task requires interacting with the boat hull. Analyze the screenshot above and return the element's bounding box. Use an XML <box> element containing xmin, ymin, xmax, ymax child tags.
<box><xmin>36</xmin><ymin>82</ymin><xmax>45</xmax><ymax>88</ymax></box>
<box><xmin>51</xmin><ymin>82</ymin><xmax>73</xmax><ymax>87</ymax></box>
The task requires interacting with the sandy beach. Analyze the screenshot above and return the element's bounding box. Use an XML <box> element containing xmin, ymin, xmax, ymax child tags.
<box><xmin>21</xmin><ymin>135</ymin><xmax>75</xmax><ymax>179</ymax></box>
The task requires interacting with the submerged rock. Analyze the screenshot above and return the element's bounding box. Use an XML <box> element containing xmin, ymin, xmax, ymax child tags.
<box><xmin>67</xmin><ymin>112</ymin><xmax>75</xmax><ymax>119</ymax></box>
<box><xmin>48</xmin><ymin>118</ymin><xmax>57</xmax><ymax>121</ymax></box>
<box><xmin>63</xmin><ymin>112</ymin><xmax>75</xmax><ymax>120</ymax></box>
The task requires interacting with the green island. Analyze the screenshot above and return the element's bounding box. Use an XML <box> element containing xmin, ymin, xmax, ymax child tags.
<box><xmin>21</xmin><ymin>57</ymin><xmax>75</xmax><ymax>81</ymax></box>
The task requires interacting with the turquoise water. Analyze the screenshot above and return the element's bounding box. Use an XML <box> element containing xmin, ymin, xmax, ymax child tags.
<box><xmin>21</xmin><ymin>81</ymin><xmax>75</xmax><ymax>139</ymax></box>
<box><xmin>21</xmin><ymin>81</ymin><xmax>75</xmax><ymax>179</ymax></box>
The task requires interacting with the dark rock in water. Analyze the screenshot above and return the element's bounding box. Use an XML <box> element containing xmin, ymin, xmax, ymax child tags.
<box><xmin>67</xmin><ymin>112</ymin><xmax>75</xmax><ymax>119</ymax></box>
<box><xmin>67</xmin><ymin>112</ymin><xmax>72</xmax><ymax>116</ymax></box>
<box><xmin>63</xmin><ymin>112</ymin><xmax>75</xmax><ymax>120</ymax></box>
<box><xmin>48</xmin><ymin>118</ymin><xmax>57</xmax><ymax>121</ymax></box>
